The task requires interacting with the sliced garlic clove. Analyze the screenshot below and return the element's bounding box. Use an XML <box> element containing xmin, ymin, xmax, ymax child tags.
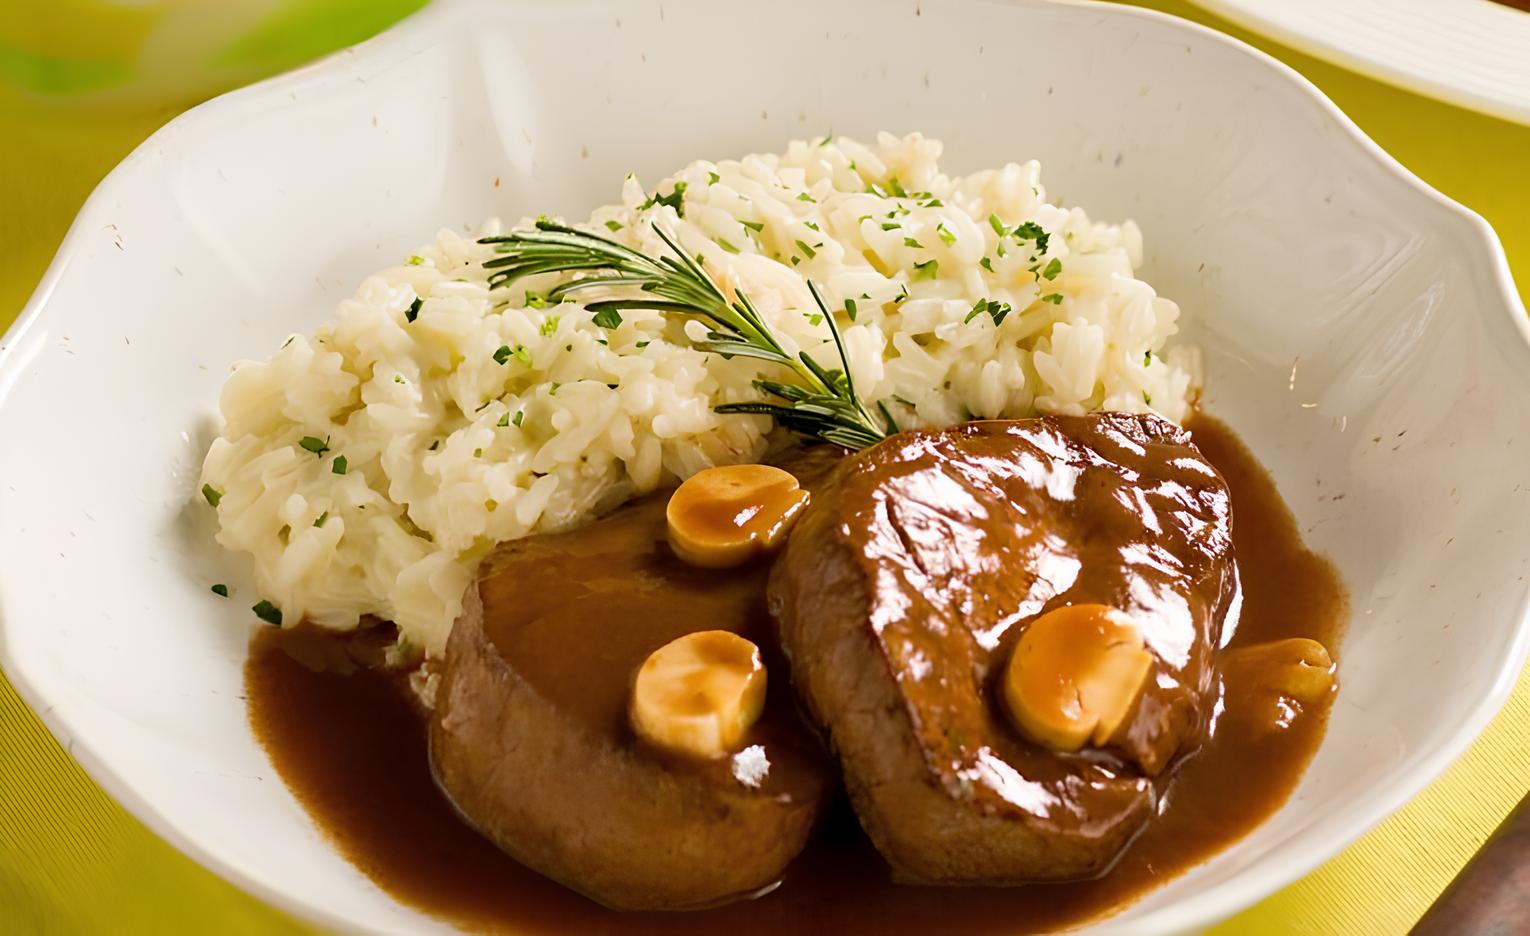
<box><xmin>666</xmin><ymin>464</ymin><xmax>810</xmax><ymax>569</ymax></box>
<box><xmin>1002</xmin><ymin>604</ymin><xmax>1154</xmax><ymax>753</ymax></box>
<box><xmin>631</xmin><ymin>630</ymin><xmax>767</xmax><ymax>759</ymax></box>
<box><xmin>1221</xmin><ymin>637</ymin><xmax>1336</xmax><ymax>735</ymax></box>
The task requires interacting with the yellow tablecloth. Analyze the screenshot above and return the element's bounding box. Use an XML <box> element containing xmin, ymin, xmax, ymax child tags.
<box><xmin>1</xmin><ymin>1</ymin><xmax>1526</xmax><ymax>933</ymax></box>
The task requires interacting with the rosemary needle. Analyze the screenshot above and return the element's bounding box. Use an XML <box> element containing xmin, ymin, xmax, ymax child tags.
<box><xmin>480</xmin><ymin>220</ymin><xmax>896</xmax><ymax>450</ymax></box>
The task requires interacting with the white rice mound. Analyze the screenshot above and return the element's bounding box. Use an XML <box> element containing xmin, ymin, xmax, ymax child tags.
<box><xmin>201</xmin><ymin>132</ymin><xmax>1200</xmax><ymax>657</ymax></box>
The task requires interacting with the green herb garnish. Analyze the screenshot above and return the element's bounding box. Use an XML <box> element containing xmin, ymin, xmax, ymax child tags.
<box><xmin>512</xmin><ymin>410</ymin><xmax>524</xmax><ymax>427</ymax></box>
<box><xmin>1041</xmin><ymin>293</ymin><xmax>1063</xmax><ymax>305</ymax></box>
<box><xmin>795</xmin><ymin>239</ymin><xmax>817</xmax><ymax>259</ymax></box>
<box><xmin>965</xmin><ymin>298</ymin><xmax>1013</xmax><ymax>327</ymax></box>
<box><xmin>1040</xmin><ymin>257</ymin><xmax>1063</xmax><ymax>280</ymax></box>
<box><xmin>604</xmin><ymin>219</ymin><xmax>624</xmax><ymax>231</ymax></box>
<box><xmin>298</xmin><ymin>436</ymin><xmax>330</xmax><ymax>456</ymax></box>
<box><xmin>405</xmin><ymin>298</ymin><xmax>422</xmax><ymax>323</ymax></box>
<box><xmin>314</xmin><ymin>511</ymin><xmax>329</xmax><ymax>528</ymax></box>
<box><xmin>332</xmin><ymin>455</ymin><xmax>348</xmax><ymax>475</ymax></box>
<box><xmin>707</xmin><ymin>171</ymin><xmax>720</xmax><ymax>185</ymax></box>
<box><xmin>406</xmin><ymin>255</ymin><xmax>424</xmax><ymax>266</ymax></box>
<box><xmin>211</xmin><ymin>584</ymin><xmax>229</xmax><ymax>597</ymax></box>
<box><xmin>493</xmin><ymin>345</ymin><xmax>513</xmax><ymax>365</ymax></box>
<box><xmin>252</xmin><ymin>600</ymin><xmax>282</xmax><ymax>626</ymax></box>
<box><xmin>480</xmin><ymin>221</ymin><xmax>896</xmax><ymax>449</ymax></box>
<box><xmin>740</xmin><ymin>220</ymin><xmax>764</xmax><ymax>233</ymax></box>
<box><xmin>845</xmin><ymin>298</ymin><xmax>858</xmax><ymax>322</ymax></box>
<box><xmin>201</xmin><ymin>484</ymin><xmax>222</xmax><ymax>507</ymax></box>
<box><xmin>639</xmin><ymin>180</ymin><xmax>688</xmax><ymax>216</ymax></box>
<box><xmin>903</xmin><ymin>237</ymin><xmax>923</xmax><ymax>249</ymax></box>
<box><xmin>912</xmin><ymin>258</ymin><xmax>939</xmax><ymax>280</ymax></box>
<box><xmin>592</xmin><ymin>307</ymin><xmax>623</xmax><ymax>329</ymax></box>
<box><xmin>717</xmin><ymin>238</ymin><xmax>740</xmax><ymax>254</ymax></box>
<box><xmin>936</xmin><ymin>224</ymin><xmax>956</xmax><ymax>247</ymax></box>
<box><xmin>988</xmin><ymin>213</ymin><xmax>1007</xmax><ymax>237</ymax></box>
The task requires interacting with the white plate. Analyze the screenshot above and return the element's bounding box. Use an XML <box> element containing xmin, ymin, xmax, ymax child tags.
<box><xmin>1</xmin><ymin>0</ymin><xmax>1527</xmax><ymax>933</ymax></box>
<box><xmin>1191</xmin><ymin>0</ymin><xmax>1530</xmax><ymax>124</ymax></box>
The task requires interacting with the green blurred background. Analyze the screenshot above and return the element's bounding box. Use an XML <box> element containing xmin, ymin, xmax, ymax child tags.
<box><xmin>0</xmin><ymin>1</ymin><xmax>1526</xmax><ymax>933</ymax></box>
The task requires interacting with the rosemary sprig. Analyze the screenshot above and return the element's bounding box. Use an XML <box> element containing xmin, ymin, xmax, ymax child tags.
<box><xmin>480</xmin><ymin>220</ymin><xmax>896</xmax><ymax>450</ymax></box>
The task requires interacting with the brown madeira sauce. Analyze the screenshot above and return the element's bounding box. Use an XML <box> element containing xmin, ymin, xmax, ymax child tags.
<box><xmin>246</xmin><ymin>415</ymin><xmax>1346</xmax><ymax>934</ymax></box>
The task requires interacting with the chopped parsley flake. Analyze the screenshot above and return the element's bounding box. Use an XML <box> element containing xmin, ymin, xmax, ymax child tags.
<box><xmin>707</xmin><ymin>171</ymin><xmax>720</xmax><ymax>185</ymax></box>
<box><xmin>604</xmin><ymin>219</ymin><xmax>623</xmax><ymax>231</ymax></box>
<box><xmin>807</xmin><ymin>313</ymin><xmax>823</xmax><ymax>327</ymax></box>
<box><xmin>740</xmin><ymin>220</ymin><xmax>764</xmax><ymax>233</ymax></box>
<box><xmin>210</xmin><ymin>584</ymin><xmax>229</xmax><ymax>597</ymax></box>
<box><xmin>845</xmin><ymin>298</ymin><xmax>858</xmax><ymax>322</ymax></box>
<box><xmin>979</xmin><ymin>257</ymin><xmax>994</xmax><ymax>272</ymax></box>
<box><xmin>922</xmin><ymin>198</ymin><xmax>944</xmax><ymax>208</ymax></box>
<box><xmin>525</xmin><ymin>291</ymin><xmax>548</xmax><ymax>309</ymax></box>
<box><xmin>1014</xmin><ymin>221</ymin><xmax>1051</xmax><ymax>255</ymax></box>
<box><xmin>406</xmin><ymin>254</ymin><xmax>424</xmax><ymax>266</ymax></box>
<box><xmin>1144</xmin><ymin>391</ymin><xmax>1153</xmax><ymax>405</ymax></box>
<box><xmin>493</xmin><ymin>345</ymin><xmax>513</xmax><ymax>365</ymax></box>
<box><xmin>405</xmin><ymin>297</ymin><xmax>422</xmax><ymax>323</ymax></box>
<box><xmin>796</xmin><ymin>191</ymin><xmax>816</xmax><ymax>203</ymax></box>
<box><xmin>881</xmin><ymin>222</ymin><xmax>901</xmax><ymax>231</ymax></box>
<box><xmin>804</xmin><ymin>221</ymin><xmax>820</xmax><ymax>232</ymax></box>
<box><xmin>592</xmin><ymin>307</ymin><xmax>623</xmax><ymax>329</ymax></box>
<box><xmin>1041</xmin><ymin>257</ymin><xmax>1063</xmax><ymax>280</ymax></box>
<box><xmin>252</xmin><ymin>600</ymin><xmax>282</xmax><ymax>626</ymax></box>
<box><xmin>539</xmin><ymin>315</ymin><xmax>560</xmax><ymax>336</ymax></box>
<box><xmin>639</xmin><ymin>180</ymin><xmax>688</xmax><ymax>216</ymax></box>
<box><xmin>790</xmin><ymin>256</ymin><xmax>801</xmax><ymax>266</ymax></box>
<box><xmin>497</xmin><ymin>412</ymin><xmax>510</xmax><ymax>427</ymax></box>
<box><xmin>394</xmin><ymin>374</ymin><xmax>405</xmax><ymax>384</ymax></box>
<box><xmin>512</xmin><ymin>344</ymin><xmax>531</xmax><ymax>365</ymax></box>
<box><xmin>201</xmin><ymin>484</ymin><xmax>222</xmax><ymax>507</ymax></box>
<box><xmin>314</xmin><ymin>511</ymin><xmax>328</xmax><ymax>527</ymax></box>
<box><xmin>429</xmin><ymin>440</ymin><xmax>440</xmax><ymax>451</ymax></box>
<box><xmin>795</xmin><ymin>239</ymin><xmax>817</xmax><ymax>259</ymax></box>
<box><xmin>912</xmin><ymin>259</ymin><xmax>939</xmax><ymax>280</ymax></box>
<box><xmin>903</xmin><ymin>237</ymin><xmax>924</xmax><ymax>249</ymax></box>
<box><xmin>298</xmin><ymin>436</ymin><xmax>330</xmax><ymax>456</ymax></box>
<box><xmin>989</xmin><ymin>213</ymin><xmax>1007</xmax><ymax>236</ymax></box>
<box><xmin>512</xmin><ymin>410</ymin><xmax>524</xmax><ymax>427</ymax></box>
<box><xmin>473</xmin><ymin>448</ymin><xmax>483</xmax><ymax>458</ymax></box>
<box><xmin>635</xmin><ymin>340</ymin><xmax>651</xmax><ymax>349</ymax></box>
<box><xmin>1144</xmin><ymin>350</ymin><xmax>1153</xmax><ymax>366</ymax></box>
<box><xmin>936</xmin><ymin>223</ymin><xmax>956</xmax><ymax>247</ymax></box>
<box><xmin>1041</xmin><ymin>293</ymin><xmax>1064</xmax><ymax>304</ymax></box>
<box><xmin>965</xmin><ymin>298</ymin><xmax>1013</xmax><ymax>327</ymax></box>
<box><xmin>717</xmin><ymin>237</ymin><xmax>740</xmax><ymax>254</ymax></box>
<box><xmin>888</xmin><ymin>177</ymin><xmax>909</xmax><ymax>198</ymax></box>
<box><xmin>332</xmin><ymin>455</ymin><xmax>348</xmax><ymax>475</ymax></box>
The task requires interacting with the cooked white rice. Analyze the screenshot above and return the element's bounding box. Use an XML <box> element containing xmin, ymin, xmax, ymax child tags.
<box><xmin>200</xmin><ymin>132</ymin><xmax>1199</xmax><ymax>656</ymax></box>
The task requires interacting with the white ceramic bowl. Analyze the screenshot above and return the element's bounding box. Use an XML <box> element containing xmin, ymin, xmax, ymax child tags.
<box><xmin>2</xmin><ymin>0</ymin><xmax>1527</xmax><ymax>932</ymax></box>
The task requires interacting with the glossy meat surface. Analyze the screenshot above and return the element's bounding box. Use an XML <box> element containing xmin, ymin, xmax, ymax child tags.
<box><xmin>769</xmin><ymin>413</ymin><xmax>1240</xmax><ymax>883</ymax></box>
<box><xmin>430</xmin><ymin>448</ymin><xmax>842</xmax><ymax>911</ymax></box>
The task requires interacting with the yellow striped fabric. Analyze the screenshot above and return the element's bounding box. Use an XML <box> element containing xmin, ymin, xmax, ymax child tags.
<box><xmin>0</xmin><ymin>1</ymin><xmax>1527</xmax><ymax>933</ymax></box>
